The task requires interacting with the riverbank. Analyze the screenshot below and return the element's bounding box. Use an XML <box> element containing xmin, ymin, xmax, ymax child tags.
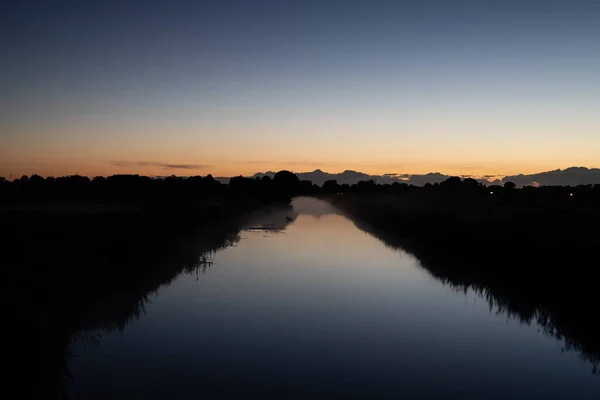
<box><xmin>2</xmin><ymin>196</ymin><xmax>291</xmax><ymax>398</ymax></box>
<box><xmin>331</xmin><ymin>193</ymin><xmax>600</xmax><ymax>371</ymax></box>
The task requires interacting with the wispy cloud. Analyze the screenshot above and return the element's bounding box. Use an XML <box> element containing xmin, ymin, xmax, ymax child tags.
<box><xmin>111</xmin><ymin>161</ymin><xmax>211</xmax><ymax>170</ymax></box>
<box><xmin>238</xmin><ymin>160</ymin><xmax>340</xmax><ymax>167</ymax></box>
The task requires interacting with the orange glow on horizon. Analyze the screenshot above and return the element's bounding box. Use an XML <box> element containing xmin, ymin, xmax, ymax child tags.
<box><xmin>0</xmin><ymin>156</ymin><xmax>594</xmax><ymax>182</ymax></box>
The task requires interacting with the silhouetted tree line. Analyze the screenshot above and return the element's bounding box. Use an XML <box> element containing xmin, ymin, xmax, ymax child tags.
<box><xmin>0</xmin><ymin>171</ymin><xmax>321</xmax><ymax>205</ymax></box>
<box><xmin>321</xmin><ymin>177</ymin><xmax>600</xmax><ymax>209</ymax></box>
<box><xmin>0</xmin><ymin>174</ymin><xmax>222</xmax><ymax>203</ymax></box>
<box><xmin>3</xmin><ymin>173</ymin><xmax>600</xmax><ymax>208</ymax></box>
<box><xmin>323</xmin><ymin>175</ymin><xmax>600</xmax><ymax>194</ymax></box>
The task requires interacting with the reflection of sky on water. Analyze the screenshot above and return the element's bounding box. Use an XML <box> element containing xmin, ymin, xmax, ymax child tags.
<box><xmin>69</xmin><ymin>198</ymin><xmax>600</xmax><ymax>399</ymax></box>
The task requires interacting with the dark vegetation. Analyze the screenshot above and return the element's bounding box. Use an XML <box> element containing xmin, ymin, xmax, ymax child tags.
<box><xmin>1</xmin><ymin>172</ymin><xmax>300</xmax><ymax>399</ymax></box>
<box><xmin>328</xmin><ymin>177</ymin><xmax>600</xmax><ymax>372</ymax></box>
<box><xmin>6</xmin><ymin>217</ymin><xmax>244</xmax><ymax>398</ymax></box>
<box><xmin>0</xmin><ymin>170</ymin><xmax>307</xmax><ymax>207</ymax></box>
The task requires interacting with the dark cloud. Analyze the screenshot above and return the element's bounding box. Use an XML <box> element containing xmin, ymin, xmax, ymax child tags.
<box><xmin>502</xmin><ymin>167</ymin><xmax>600</xmax><ymax>187</ymax></box>
<box><xmin>111</xmin><ymin>161</ymin><xmax>210</xmax><ymax>170</ymax></box>
<box><xmin>114</xmin><ymin>164</ymin><xmax>600</xmax><ymax>187</ymax></box>
<box><xmin>246</xmin><ymin>167</ymin><xmax>600</xmax><ymax>187</ymax></box>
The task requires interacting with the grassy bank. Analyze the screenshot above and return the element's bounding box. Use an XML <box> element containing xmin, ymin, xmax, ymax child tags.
<box><xmin>331</xmin><ymin>193</ymin><xmax>600</xmax><ymax>371</ymax></box>
<box><xmin>2</xmin><ymin>197</ymin><xmax>290</xmax><ymax>399</ymax></box>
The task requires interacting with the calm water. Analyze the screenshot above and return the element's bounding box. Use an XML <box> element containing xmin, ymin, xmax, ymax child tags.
<box><xmin>69</xmin><ymin>198</ymin><xmax>599</xmax><ymax>399</ymax></box>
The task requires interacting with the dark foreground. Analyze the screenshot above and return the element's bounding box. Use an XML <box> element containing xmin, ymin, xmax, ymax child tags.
<box><xmin>3</xmin><ymin>173</ymin><xmax>600</xmax><ymax>398</ymax></box>
<box><xmin>2</xmin><ymin>198</ymin><xmax>291</xmax><ymax>398</ymax></box>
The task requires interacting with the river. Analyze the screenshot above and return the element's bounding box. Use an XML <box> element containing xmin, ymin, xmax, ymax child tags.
<box><xmin>68</xmin><ymin>197</ymin><xmax>600</xmax><ymax>398</ymax></box>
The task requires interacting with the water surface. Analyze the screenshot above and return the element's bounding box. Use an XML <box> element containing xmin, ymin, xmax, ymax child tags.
<box><xmin>69</xmin><ymin>197</ymin><xmax>600</xmax><ymax>398</ymax></box>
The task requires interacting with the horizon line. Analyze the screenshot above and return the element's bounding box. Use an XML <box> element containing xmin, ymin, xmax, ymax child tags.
<box><xmin>4</xmin><ymin>165</ymin><xmax>598</xmax><ymax>182</ymax></box>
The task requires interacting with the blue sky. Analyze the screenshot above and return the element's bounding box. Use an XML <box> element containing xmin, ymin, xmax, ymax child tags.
<box><xmin>2</xmin><ymin>0</ymin><xmax>599</xmax><ymax>177</ymax></box>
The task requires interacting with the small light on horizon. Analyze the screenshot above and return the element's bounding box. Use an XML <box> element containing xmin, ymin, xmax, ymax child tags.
<box><xmin>490</xmin><ymin>191</ymin><xmax>494</xmax><ymax>195</ymax></box>
<box><xmin>570</xmin><ymin>193</ymin><xmax>574</xmax><ymax>197</ymax></box>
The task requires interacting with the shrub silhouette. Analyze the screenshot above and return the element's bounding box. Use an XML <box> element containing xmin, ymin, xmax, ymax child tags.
<box><xmin>272</xmin><ymin>170</ymin><xmax>300</xmax><ymax>197</ymax></box>
<box><xmin>504</xmin><ymin>181</ymin><xmax>516</xmax><ymax>190</ymax></box>
<box><xmin>440</xmin><ymin>176</ymin><xmax>462</xmax><ymax>190</ymax></box>
<box><xmin>462</xmin><ymin>177</ymin><xmax>480</xmax><ymax>190</ymax></box>
<box><xmin>322</xmin><ymin>179</ymin><xmax>340</xmax><ymax>193</ymax></box>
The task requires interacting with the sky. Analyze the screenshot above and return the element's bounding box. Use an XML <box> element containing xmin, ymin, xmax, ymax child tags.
<box><xmin>2</xmin><ymin>0</ymin><xmax>599</xmax><ymax>178</ymax></box>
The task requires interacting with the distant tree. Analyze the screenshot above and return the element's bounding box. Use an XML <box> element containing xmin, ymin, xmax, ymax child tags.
<box><xmin>357</xmin><ymin>179</ymin><xmax>377</xmax><ymax>193</ymax></box>
<box><xmin>91</xmin><ymin>176</ymin><xmax>106</xmax><ymax>194</ymax></box>
<box><xmin>29</xmin><ymin>174</ymin><xmax>45</xmax><ymax>184</ymax></box>
<box><xmin>273</xmin><ymin>170</ymin><xmax>299</xmax><ymax>185</ymax></box>
<box><xmin>440</xmin><ymin>176</ymin><xmax>462</xmax><ymax>190</ymax></box>
<box><xmin>229</xmin><ymin>176</ymin><xmax>256</xmax><ymax>196</ymax></box>
<box><xmin>273</xmin><ymin>170</ymin><xmax>299</xmax><ymax>197</ymax></box>
<box><xmin>462</xmin><ymin>178</ymin><xmax>479</xmax><ymax>190</ymax></box>
<box><xmin>504</xmin><ymin>182</ymin><xmax>516</xmax><ymax>190</ymax></box>
<box><xmin>390</xmin><ymin>181</ymin><xmax>409</xmax><ymax>193</ymax></box>
<box><xmin>322</xmin><ymin>179</ymin><xmax>340</xmax><ymax>193</ymax></box>
<box><xmin>298</xmin><ymin>180</ymin><xmax>314</xmax><ymax>194</ymax></box>
<box><xmin>488</xmin><ymin>185</ymin><xmax>503</xmax><ymax>194</ymax></box>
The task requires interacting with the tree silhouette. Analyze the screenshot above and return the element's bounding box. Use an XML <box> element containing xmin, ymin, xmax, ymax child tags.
<box><xmin>273</xmin><ymin>170</ymin><xmax>299</xmax><ymax>197</ymax></box>
<box><xmin>273</xmin><ymin>170</ymin><xmax>299</xmax><ymax>185</ymax></box>
<box><xmin>462</xmin><ymin>177</ymin><xmax>480</xmax><ymax>190</ymax></box>
<box><xmin>323</xmin><ymin>179</ymin><xmax>340</xmax><ymax>193</ymax></box>
<box><xmin>440</xmin><ymin>176</ymin><xmax>462</xmax><ymax>190</ymax></box>
<box><xmin>504</xmin><ymin>182</ymin><xmax>516</xmax><ymax>190</ymax></box>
